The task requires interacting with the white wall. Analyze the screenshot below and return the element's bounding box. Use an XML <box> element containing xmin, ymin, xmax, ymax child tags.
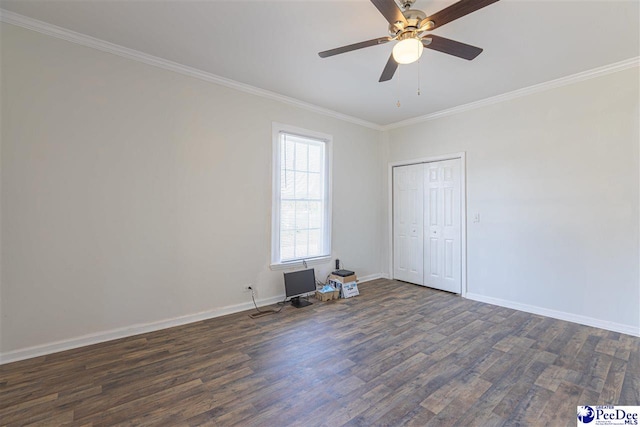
<box><xmin>0</xmin><ymin>23</ymin><xmax>383</xmax><ymax>356</ymax></box>
<box><xmin>384</xmin><ymin>67</ymin><xmax>640</xmax><ymax>333</ymax></box>
<box><xmin>2</xmin><ymin>20</ymin><xmax>638</xmax><ymax>361</ymax></box>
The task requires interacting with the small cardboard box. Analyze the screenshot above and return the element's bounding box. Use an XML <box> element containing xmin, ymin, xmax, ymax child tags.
<box><xmin>328</xmin><ymin>274</ymin><xmax>357</xmax><ymax>284</ymax></box>
<box><xmin>316</xmin><ymin>289</ymin><xmax>339</xmax><ymax>301</ymax></box>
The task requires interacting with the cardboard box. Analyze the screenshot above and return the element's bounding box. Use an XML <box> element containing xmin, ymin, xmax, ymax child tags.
<box><xmin>316</xmin><ymin>289</ymin><xmax>340</xmax><ymax>301</ymax></box>
<box><xmin>328</xmin><ymin>274</ymin><xmax>357</xmax><ymax>284</ymax></box>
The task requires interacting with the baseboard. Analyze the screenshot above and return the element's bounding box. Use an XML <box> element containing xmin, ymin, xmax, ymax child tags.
<box><xmin>0</xmin><ymin>273</ymin><xmax>396</xmax><ymax>365</ymax></box>
<box><xmin>465</xmin><ymin>293</ymin><xmax>640</xmax><ymax>337</ymax></box>
<box><xmin>357</xmin><ymin>273</ymin><xmax>388</xmax><ymax>283</ymax></box>
<box><xmin>0</xmin><ymin>294</ymin><xmax>285</xmax><ymax>365</ymax></box>
<box><xmin>1</xmin><ymin>274</ymin><xmax>396</xmax><ymax>364</ymax></box>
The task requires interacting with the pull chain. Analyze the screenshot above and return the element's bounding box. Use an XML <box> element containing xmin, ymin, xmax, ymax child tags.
<box><xmin>396</xmin><ymin>66</ymin><xmax>401</xmax><ymax>108</ymax></box>
<box><xmin>417</xmin><ymin>58</ymin><xmax>421</xmax><ymax>96</ymax></box>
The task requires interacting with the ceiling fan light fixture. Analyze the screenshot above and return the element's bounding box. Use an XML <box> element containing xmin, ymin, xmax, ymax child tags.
<box><xmin>392</xmin><ymin>37</ymin><xmax>423</xmax><ymax>64</ymax></box>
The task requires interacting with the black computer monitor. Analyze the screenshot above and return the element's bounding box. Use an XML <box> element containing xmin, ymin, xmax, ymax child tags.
<box><xmin>283</xmin><ymin>269</ymin><xmax>316</xmax><ymax>308</ymax></box>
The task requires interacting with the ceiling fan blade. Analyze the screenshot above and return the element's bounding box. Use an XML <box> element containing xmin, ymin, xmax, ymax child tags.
<box><xmin>318</xmin><ymin>37</ymin><xmax>391</xmax><ymax>58</ymax></box>
<box><xmin>370</xmin><ymin>0</ymin><xmax>408</xmax><ymax>26</ymax></box>
<box><xmin>423</xmin><ymin>35</ymin><xmax>483</xmax><ymax>60</ymax></box>
<box><xmin>379</xmin><ymin>54</ymin><xmax>398</xmax><ymax>82</ymax></box>
<box><xmin>423</xmin><ymin>0</ymin><xmax>499</xmax><ymax>31</ymax></box>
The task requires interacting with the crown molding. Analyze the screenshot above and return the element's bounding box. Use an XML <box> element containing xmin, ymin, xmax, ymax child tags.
<box><xmin>381</xmin><ymin>56</ymin><xmax>640</xmax><ymax>131</ymax></box>
<box><xmin>0</xmin><ymin>9</ymin><xmax>383</xmax><ymax>131</ymax></box>
<box><xmin>1</xmin><ymin>9</ymin><xmax>637</xmax><ymax>133</ymax></box>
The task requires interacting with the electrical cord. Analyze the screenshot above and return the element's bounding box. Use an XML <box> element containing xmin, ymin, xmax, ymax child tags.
<box><xmin>248</xmin><ymin>287</ymin><xmax>286</xmax><ymax>319</ymax></box>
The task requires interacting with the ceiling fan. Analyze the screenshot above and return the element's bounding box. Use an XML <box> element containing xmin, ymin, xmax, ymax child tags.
<box><xmin>318</xmin><ymin>0</ymin><xmax>499</xmax><ymax>82</ymax></box>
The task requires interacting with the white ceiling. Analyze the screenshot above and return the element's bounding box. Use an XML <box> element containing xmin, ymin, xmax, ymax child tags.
<box><xmin>1</xmin><ymin>0</ymin><xmax>639</xmax><ymax>126</ymax></box>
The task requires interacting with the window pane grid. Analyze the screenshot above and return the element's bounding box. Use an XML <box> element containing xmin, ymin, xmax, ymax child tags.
<box><xmin>278</xmin><ymin>132</ymin><xmax>327</xmax><ymax>262</ymax></box>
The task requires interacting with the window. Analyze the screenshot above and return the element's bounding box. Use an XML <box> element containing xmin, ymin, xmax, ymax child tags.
<box><xmin>271</xmin><ymin>123</ymin><xmax>331</xmax><ymax>267</ymax></box>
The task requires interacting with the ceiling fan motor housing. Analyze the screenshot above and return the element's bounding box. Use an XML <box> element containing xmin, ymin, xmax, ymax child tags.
<box><xmin>388</xmin><ymin>8</ymin><xmax>427</xmax><ymax>35</ymax></box>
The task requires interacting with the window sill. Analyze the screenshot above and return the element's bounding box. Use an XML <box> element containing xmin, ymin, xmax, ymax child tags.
<box><xmin>270</xmin><ymin>256</ymin><xmax>332</xmax><ymax>271</ymax></box>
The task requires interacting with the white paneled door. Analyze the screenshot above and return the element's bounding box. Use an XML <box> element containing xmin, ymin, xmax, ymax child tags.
<box><xmin>393</xmin><ymin>159</ymin><xmax>462</xmax><ymax>294</ymax></box>
<box><xmin>392</xmin><ymin>164</ymin><xmax>424</xmax><ymax>285</ymax></box>
<box><xmin>424</xmin><ymin>159</ymin><xmax>461</xmax><ymax>293</ymax></box>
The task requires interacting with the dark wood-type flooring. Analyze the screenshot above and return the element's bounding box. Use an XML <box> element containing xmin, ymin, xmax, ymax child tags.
<box><xmin>1</xmin><ymin>279</ymin><xmax>639</xmax><ymax>426</ymax></box>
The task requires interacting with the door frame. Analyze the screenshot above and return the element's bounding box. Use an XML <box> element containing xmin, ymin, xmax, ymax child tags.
<box><xmin>388</xmin><ymin>152</ymin><xmax>467</xmax><ymax>297</ymax></box>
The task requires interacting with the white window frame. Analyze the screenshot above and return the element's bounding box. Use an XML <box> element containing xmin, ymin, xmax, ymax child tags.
<box><xmin>270</xmin><ymin>123</ymin><xmax>332</xmax><ymax>270</ymax></box>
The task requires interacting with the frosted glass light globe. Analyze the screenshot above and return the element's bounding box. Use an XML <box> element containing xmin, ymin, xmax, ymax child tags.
<box><xmin>392</xmin><ymin>38</ymin><xmax>424</xmax><ymax>65</ymax></box>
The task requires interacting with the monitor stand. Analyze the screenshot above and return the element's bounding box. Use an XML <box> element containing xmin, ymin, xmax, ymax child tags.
<box><xmin>290</xmin><ymin>296</ymin><xmax>312</xmax><ymax>308</ymax></box>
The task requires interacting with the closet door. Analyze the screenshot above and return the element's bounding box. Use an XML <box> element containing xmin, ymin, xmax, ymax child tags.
<box><xmin>424</xmin><ymin>159</ymin><xmax>461</xmax><ymax>293</ymax></box>
<box><xmin>393</xmin><ymin>164</ymin><xmax>424</xmax><ymax>285</ymax></box>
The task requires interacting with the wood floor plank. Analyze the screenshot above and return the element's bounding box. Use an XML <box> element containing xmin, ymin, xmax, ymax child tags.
<box><xmin>508</xmin><ymin>384</ymin><xmax>554</xmax><ymax>426</ymax></box>
<box><xmin>600</xmin><ymin>357</ymin><xmax>628</xmax><ymax>404</ymax></box>
<box><xmin>536</xmin><ymin>381</ymin><xmax>582</xmax><ymax>426</ymax></box>
<box><xmin>0</xmin><ymin>393</ymin><xmax>59</xmax><ymax>424</ymax></box>
<box><xmin>1</xmin><ymin>279</ymin><xmax>638</xmax><ymax>426</ymax></box>
<box><xmin>619</xmin><ymin>344</ymin><xmax>640</xmax><ymax>405</ymax></box>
